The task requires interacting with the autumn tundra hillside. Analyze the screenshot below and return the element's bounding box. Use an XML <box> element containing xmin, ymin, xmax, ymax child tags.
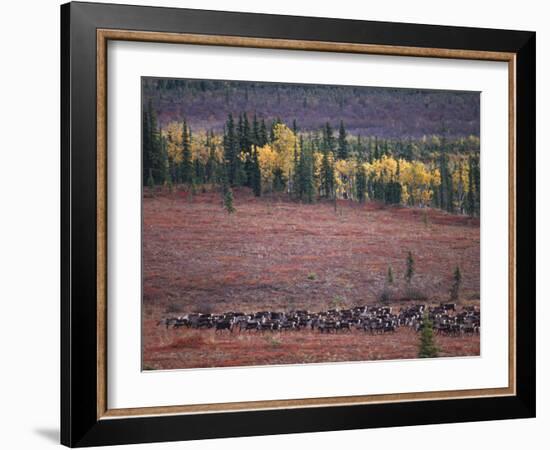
<box><xmin>142</xmin><ymin>188</ymin><xmax>480</xmax><ymax>370</ymax></box>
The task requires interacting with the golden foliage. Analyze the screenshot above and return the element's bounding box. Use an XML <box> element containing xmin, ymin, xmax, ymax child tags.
<box><xmin>365</xmin><ymin>155</ymin><xmax>399</xmax><ymax>183</ymax></box>
<box><xmin>257</xmin><ymin>124</ymin><xmax>298</xmax><ymax>186</ymax></box>
<box><xmin>257</xmin><ymin>144</ymin><xmax>277</xmax><ymax>186</ymax></box>
<box><xmin>163</xmin><ymin>122</ymin><xmax>183</xmax><ymax>164</ymax></box>
<box><xmin>163</xmin><ymin>122</ymin><xmax>224</xmax><ymax>166</ymax></box>
<box><xmin>334</xmin><ymin>158</ymin><xmax>356</xmax><ymax>196</ymax></box>
<box><xmin>362</xmin><ymin>155</ymin><xmax>441</xmax><ymax>205</ymax></box>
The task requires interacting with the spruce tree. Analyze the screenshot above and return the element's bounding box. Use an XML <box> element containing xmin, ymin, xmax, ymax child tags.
<box><xmin>259</xmin><ymin>118</ymin><xmax>268</xmax><ymax>147</ymax></box>
<box><xmin>471</xmin><ymin>155</ymin><xmax>480</xmax><ymax>216</ymax></box>
<box><xmin>356</xmin><ymin>134</ymin><xmax>365</xmax><ymax>162</ymax></box>
<box><xmin>466</xmin><ymin>155</ymin><xmax>475</xmax><ymax>216</ymax></box>
<box><xmin>320</xmin><ymin>148</ymin><xmax>334</xmax><ymax>199</ymax></box>
<box><xmin>237</xmin><ymin>114</ymin><xmax>245</xmax><ymax>161</ymax></box>
<box><xmin>418</xmin><ymin>313</ymin><xmax>439</xmax><ymax>358</ymax></box>
<box><xmin>272</xmin><ymin>168</ymin><xmax>286</xmax><ymax>192</ymax></box>
<box><xmin>431</xmin><ymin>180</ymin><xmax>440</xmax><ymax>209</ymax></box>
<box><xmin>450</xmin><ymin>266</ymin><xmax>462</xmax><ymax>302</ymax></box>
<box><xmin>405</xmin><ymin>251</ymin><xmax>414</xmax><ymax>284</ymax></box>
<box><xmin>296</xmin><ymin>139</ymin><xmax>305</xmax><ymax>199</ymax></box>
<box><xmin>180</xmin><ymin>119</ymin><xmax>193</xmax><ymax>185</ymax></box>
<box><xmin>241</xmin><ymin>113</ymin><xmax>254</xmax><ymax>187</ymax></box>
<box><xmin>438</xmin><ymin>151</ymin><xmax>451</xmax><ymax>211</ymax></box>
<box><xmin>292</xmin><ymin>130</ymin><xmax>299</xmax><ymax>197</ymax></box>
<box><xmin>373</xmin><ymin>137</ymin><xmax>380</xmax><ymax>160</ymax></box>
<box><xmin>205</xmin><ymin>130</ymin><xmax>217</xmax><ymax>183</ymax></box>
<box><xmin>252</xmin><ymin>114</ymin><xmax>260</xmax><ymax>147</ymax></box>
<box><xmin>303</xmin><ymin>145</ymin><xmax>315</xmax><ymax>203</ymax></box>
<box><xmin>223</xmin><ymin>114</ymin><xmax>240</xmax><ymax>186</ymax></box>
<box><xmin>446</xmin><ymin>168</ymin><xmax>454</xmax><ymax>213</ymax></box>
<box><xmin>220</xmin><ymin>163</ymin><xmax>229</xmax><ymax>199</ymax></box>
<box><xmin>356</xmin><ymin>164</ymin><xmax>367</xmax><ymax>203</ymax></box>
<box><xmin>224</xmin><ymin>188</ymin><xmax>236</xmax><ymax>214</ymax></box>
<box><xmin>243</xmin><ymin>114</ymin><xmax>252</xmax><ymax>152</ymax></box>
<box><xmin>250</xmin><ymin>146</ymin><xmax>262</xmax><ymax>197</ymax></box>
<box><xmin>150</xmin><ymin>106</ymin><xmax>163</xmax><ymax>185</ymax></box>
<box><xmin>337</xmin><ymin>120</ymin><xmax>348</xmax><ymax>160</ymax></box>
<box><xmin>319</xmin><ymin>123</ymin><xmax>335</xmax><ymax>199</ymax></box>
<box><xmin>383</xmin><ymin>139</ymin><xmax>389</xmax><ymax>157</ymax></box>
<box><xmin>298</xmin><ymin>138</ymin><xmax>315</xmax><ymax>203</ymax></box>
<box><xmin>143</xmin><ymin>100</ymin><xmax>162</xmax><ymax>185</ymax></box>
<box><xmin>390</xmin><ymin>159</ymin><xmax>402</xmax><ymax>205</ymax></box>
<box><xmin>160</xmin><ymin>132</ymin><xmax>172</xmax><ymax>189</ymax></box>
<box><xmin>387</xmin><ymin>266</ymin><xmax>394</xmax><ymax>284</ymax></box>
<box><xmin>142</xmin><ymin>105</ymin><xmax>152</xmax><ymax>185</ymax></box>
<box><xmin>367</xmin><ymin>137</ymin><xmax>374</xmax><ymax>163</ymax></box>
<box><xmin>388</xmin><ymin>181</ymin><xmax>402</xmax><ymax>205</ymax></box>
<box><xmin>194</xmin><ymin>158</ymin><xmax>204</xmax><ymax>185</ymax></box>
<box><xmin>438</xmin><ymin>136</ymin><xmax>454</xmax><ymax>213</ymax></box>
<box><xmin>322</xmin><ymin>122</ymin><xmax>335</xmax><ymax>153</ymax></box>
<box><xmin>448</xmin><ymin>168</ymin><xmax>455</xmax><ymax>213</ymax></box>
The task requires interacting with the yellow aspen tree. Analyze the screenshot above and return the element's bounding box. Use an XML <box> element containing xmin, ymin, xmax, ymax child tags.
<box><xmin>163</xmin><ymin>121</ymin><xmax>183</xmax><ymax>165</ymax></box>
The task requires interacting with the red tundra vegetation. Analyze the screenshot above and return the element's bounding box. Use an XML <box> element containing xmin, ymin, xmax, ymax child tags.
<box><xmin>142</xmin><ymin>188</ymin><xmax>480</xmax><ymax>370</ymax></box>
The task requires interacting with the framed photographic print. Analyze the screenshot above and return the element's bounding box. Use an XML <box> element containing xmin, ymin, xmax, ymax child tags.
<box><xmin>61</xmin><ymin>1</ymin><xmax>536</xmax><ymax>447</ymax></box>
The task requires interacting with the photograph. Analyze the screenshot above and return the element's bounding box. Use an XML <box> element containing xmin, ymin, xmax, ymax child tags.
<box><xmin>141</xmin><ymin>78</ymin><xmax>481</xmax><ymax>370</ymax></box>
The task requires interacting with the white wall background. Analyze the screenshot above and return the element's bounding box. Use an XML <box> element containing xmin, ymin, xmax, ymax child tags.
<box><xmin>0</xmin><ymin>0</ymin><xmax>545</xmax><ymax>449</ymax></box>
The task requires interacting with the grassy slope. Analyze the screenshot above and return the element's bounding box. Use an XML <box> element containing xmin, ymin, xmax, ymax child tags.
<box><xmin>142</xmin><ymin>188</ymin><xmax>480</xmax><ymax>369</ymax></box>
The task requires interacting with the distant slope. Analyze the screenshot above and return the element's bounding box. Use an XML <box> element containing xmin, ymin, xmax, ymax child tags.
<box><xmin>143</xmin><ymin>78</ymin><xmax>480</xmax><ymax>139</ymax></box>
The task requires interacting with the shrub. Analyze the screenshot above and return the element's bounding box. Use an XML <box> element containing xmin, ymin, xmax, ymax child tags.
<box><xmin>264</xmin><ymin>335</ymin><xmax>282</xmax><ymax>348</ymax></box>
<box><xmin>329</xmin><ymin>295</ymin><xmax>346</xmax><ymax>309</ymax></box>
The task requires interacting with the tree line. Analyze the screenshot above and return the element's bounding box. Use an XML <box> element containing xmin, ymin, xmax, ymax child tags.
<box><xmin>143</xmin><ymin>102</ymin><xmax>480</xmax><ymax>216</ymax></box>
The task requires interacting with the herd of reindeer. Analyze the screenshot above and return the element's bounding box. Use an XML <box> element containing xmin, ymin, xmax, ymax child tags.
<box><xmin>158</xmin><ymin>303</ymin><xmax>481</xmax><ymax>337</ymax></box>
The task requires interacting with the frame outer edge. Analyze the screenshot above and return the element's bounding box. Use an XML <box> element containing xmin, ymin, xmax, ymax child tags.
<box><xmin>64</xmin><ymin>2</ymin><xmax>103</xmax><ymax>447</ymax></box>
<box><xmin>60</xmin><ymin>2</ymin><xmax>72</xmax><ymax>446</ymax></box>
<box><xmin>62</xmin><ymin>2</ymin><xmax>536</xmax><ymax>446</ymax></box>
<box><xmin>515</xmin><ymin>32</ymin><xmax>536</xmax><ymax>415</ymax></box>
